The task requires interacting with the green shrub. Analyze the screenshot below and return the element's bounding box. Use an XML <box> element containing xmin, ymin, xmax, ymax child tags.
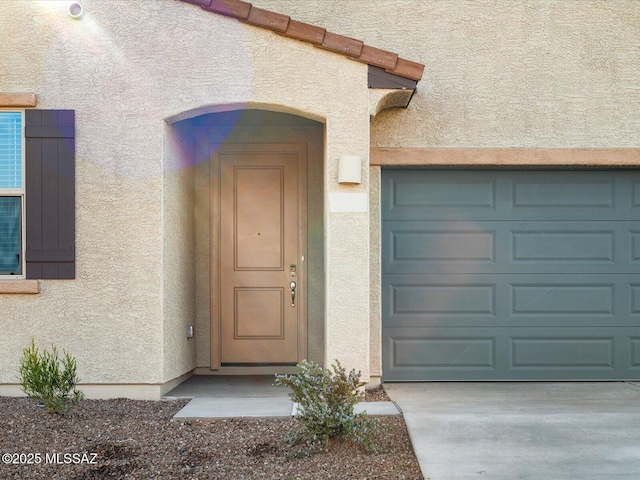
<box><xmin>275</xmin><ymin>360</ymin><xmax>378</xmax><ymax>453</ymax></box>
<box><xmin>19</xmin><ymin>339</ymin><xmax>84</xmax><ymax>414</ymax></box>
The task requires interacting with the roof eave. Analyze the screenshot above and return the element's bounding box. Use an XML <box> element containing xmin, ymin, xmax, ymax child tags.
<box><xmin>179</xmin><ymin>0</ymin><xmax>425</xmax><ymax>85</ymax></box>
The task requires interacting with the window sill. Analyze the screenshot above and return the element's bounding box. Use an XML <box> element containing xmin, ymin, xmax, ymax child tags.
<box><xmin>0</xmin><ymin>280</ymin><xmax>39</xmax><ymax>294</ymax></box>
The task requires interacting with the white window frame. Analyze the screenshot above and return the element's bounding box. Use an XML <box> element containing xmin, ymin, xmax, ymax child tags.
<box><xmin>0</xmin><ymin>109</ymin><xmax>25</xmax><ymax>278</ymax></box>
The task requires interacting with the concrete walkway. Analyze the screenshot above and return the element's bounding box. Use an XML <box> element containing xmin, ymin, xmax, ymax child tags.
<box><xmin>385</xmin><ymin>382</ymin><xmax>640</xmax><ymax>480</ymax></box>
<box><xmin>164</xmin><ymin>375</ymin><xmax>400</xmax><ymax>419</ymax></box>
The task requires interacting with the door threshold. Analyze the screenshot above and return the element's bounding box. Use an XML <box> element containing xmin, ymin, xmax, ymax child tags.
<box><xmin>193</xmin><ymin>366</ymin><xmax>298</xmax><ymax>376</ymax></box>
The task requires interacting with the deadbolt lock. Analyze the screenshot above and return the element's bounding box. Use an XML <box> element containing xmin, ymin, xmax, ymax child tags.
<box><xmin>289</xmin><ymin>264</ymin><xmax>297</xmax><ymax>277</ymax></box>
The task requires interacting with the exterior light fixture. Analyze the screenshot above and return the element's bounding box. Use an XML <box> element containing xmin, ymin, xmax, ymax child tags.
<box><xmin>69</xmin><ymin>2</ymin><xmax>84</xmax><ymax>19</ymax></box>
<box><xmin>338</xmin><ymin>155</ymin><xmax>362</xmax><ymax>184</ymax></box>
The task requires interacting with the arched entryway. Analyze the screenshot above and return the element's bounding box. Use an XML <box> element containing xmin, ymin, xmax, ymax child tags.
<box><xmin>172</xmin><ymin>109</ymin><xmax>325</xmax><ymax>374</ymax></box>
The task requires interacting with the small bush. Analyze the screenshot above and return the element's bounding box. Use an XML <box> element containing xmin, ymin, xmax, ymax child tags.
<box><xmin>275</xmin><ymin>360</ymin><xmax>378</xmax><ymax>453</ymax></box>
<box><xmin>19</xmin><ymin>339</ymin><xmax>84</xmax><ymax>414</ymax></box>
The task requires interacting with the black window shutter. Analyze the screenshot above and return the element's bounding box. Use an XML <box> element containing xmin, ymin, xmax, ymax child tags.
<box><xmin>24</xmin><ymin>110</ymin><xmax>75</xmax><ymax>279</ymax></box>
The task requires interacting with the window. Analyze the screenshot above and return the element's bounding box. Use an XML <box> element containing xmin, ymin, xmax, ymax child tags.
<box><xmin>0</xmin><ymin>111</ymin><xmax>23</xmax><ymax>275</ymax></box>
<box><xmin>0</xmin><ymin>109</ymin><xmax>75</xmax><ymax>280</ymax></box>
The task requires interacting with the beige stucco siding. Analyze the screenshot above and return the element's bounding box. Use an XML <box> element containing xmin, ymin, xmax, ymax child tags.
<box><xmin>369</xmin><ymin>166</ymin><xmax>382</xmax><ymax>380</ymax></box>
<box><xmin>371</xmin><ymin>0</ymin><xmax>640</xmax><ymax>148</ymax></box>
<box><xmin>162</xmin><ymin>123</ymin><xmax>197</xmax><ymax>382</ymax></box>
<box><xmin>2</xmin><ymin>0</ymin><xmax>638</xmax><ymax>395</ymax></box>
<box><xmin>0</xmin><ymin>0</ymin><xmax>372</xmax><ymax>394</ymax></box>
<box><xmin>257</xmin><ymin>0</ymin><xmax>640</xmax><ymax>148</ymax></box>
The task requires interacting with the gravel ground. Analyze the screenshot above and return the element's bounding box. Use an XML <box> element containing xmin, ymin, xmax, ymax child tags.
<box><xmin>0</xmin><ymin>389</ymin><xmax>422</xmax><ymax>479</ymax></box>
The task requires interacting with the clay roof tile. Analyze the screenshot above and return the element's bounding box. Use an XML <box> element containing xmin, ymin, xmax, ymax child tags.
<box><xmin>281</xmin><ymin>19</ymin><xmax>325</xmax><ymax>45</ymax></box>
<box><xmin>246</xmin><ymin>6</ymin><xmax>289</xmax><ymax>32</ymax></box>
<box><xmin>180</xmin><ymin>0</ymin><xmax>424</xmax><ymax>82</ymax></box>
<box><xmin>202</xmin><ymin>0</ymin><xmax>251</xmax><ymax>20</ymax></box>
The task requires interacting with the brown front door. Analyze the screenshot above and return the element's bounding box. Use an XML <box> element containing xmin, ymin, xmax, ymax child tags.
<box><xmin>215</xmin><ymin>143</ymin><xmax>306</xmax><ymax>365</ymax></box>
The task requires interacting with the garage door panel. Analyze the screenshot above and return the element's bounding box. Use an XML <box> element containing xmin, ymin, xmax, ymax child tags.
<box><xmin>384</xmin><ymin>171</ymin><xmax>640</xmax><ymax>221</ymax></box>
<box><xmin>633</xmin><ymin>181</ymin><xmax>640</xmax><ymax>209</ymax></box>
<box><xmin>383</xmin><ymin>170</ymin><xmax>640</xmax><ymax>381</ymax></box>
<box><xmin>384</xmin><ymin>221</ymin><xmax>636</xmax><ymax>274</ymax></box>
<box><xmin>388</xmin><ymin>227</ymin><xmax>495</xmax><ymax>264</ymax></box>
<box><xmin>384</xmin><ymin>275</ymin><xmax>498</xmax><ymax>327</ymax></box>
<box><xmin>507</xmin><ymin>172</ymin><xmax>633</xmax><ymax>220</ymax></box>
<box><xmin>511</xmin><ymin>283</ymin><xmax>614</xmax><ymax>316</ymax></box>
<box><xmin>631</xmin><ymin>338</ymin><xmax>640</xmax><ymax>368</ymax></box>
<box><xmin>630</xmin><ymin>286</ymin><xmax>640</xmax><ymax>315</ymax></box>
<box><xmin>384</xmin><ymin>328</ymin><xmax>499</xmax><ymax>375</ymax></box>
<box><xmin>510</xmin><ymin>174</ymin><xmax>614</xmax><ymax>209</ymax></box>
<box><xmin>390</xmin><ymin>283</ymin><xmax>496</xmax><ymax>316</ymax></box>
<box><xmin>510</xmin><ymin>336</ymin><xmax>614</xmax><ymax>370</ymax></box>
<box><xmin>508</xmin><ymin>276</ymin><xmax>637</xmax><ymax>324</ymax></box>
<box><xmin>384</xmin><ymin>171</ymin><xmax>498</xmax><ymax>220</ymax></box>
<box><xmin>508</xmin><ymin>330</ymin><xmax>640</xmax><ymax>375</ymax></box>
<box><xmin>384</xmin><ymin>327</ymin><xmax>639</xmax><ymax>380</ymax></box>
<box><xmin>512</xmin><ymin>230</ymin><xmax>614</xmax><ymax>263</ymax></box>
<box><xmin>630</xmin><ymin>232</ymin><xmax>640</xmax><ymax>263</ymax></box>
<box><xmin>385</xmin><ymin>274</ymin><xmax>639</xmax><ymax>328</ymax></box>
<box><xmin>391</xmin><ymin>336</ymin><xmax>496</xmax><ymax>369</ymax></box>
<box><xmin>385</xmin><ymin>170</ymin><xmax>496</xmax><ymax>211</ymax></box>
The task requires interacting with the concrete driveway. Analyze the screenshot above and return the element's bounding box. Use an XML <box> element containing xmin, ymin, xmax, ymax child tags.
<box><xmin>384</xmin><ymin>382</ymin><xmax>640</xmax><ymax>480</ymax></box>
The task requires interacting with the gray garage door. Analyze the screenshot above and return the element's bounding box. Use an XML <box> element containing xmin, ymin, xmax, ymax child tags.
<box><xmin>382</xmin><ymin>170</ymin><xmax>640</xmax><ymax>380</ymax></box>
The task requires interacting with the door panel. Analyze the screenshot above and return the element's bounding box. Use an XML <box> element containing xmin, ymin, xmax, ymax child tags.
<box><xmin>234</xmin><ymin>166</ymin><xmax>285</xmax><ymax>269</ymax></box>
<box><xmin>216</xmin><ymin>144</ymin><xmax>305</xmax><ymax>365</ymax></box>
<box><xmin>235</xmin><ymin>288</ymin><xmax>284</xmax><ymax>338</ymax></box>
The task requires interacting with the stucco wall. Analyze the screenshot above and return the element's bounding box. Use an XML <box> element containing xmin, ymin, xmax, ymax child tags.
<box><xmin>162</xmin><ymin>122</ymin><xmax>197</xmax><ymax>382</ymax></box>
<box><xmin>369</xmin><ymin>166</ymin><xmax>382</xmax><ymax>380</ymax></box>
<box><xmin>0</xmin><ymin>0</ymin><xmax>372</xmax><ymax>394</ymax></box>
<box><xmin>257</xmin><ymin>0</ymin><xmax>640</xmax><ymax>148</ymax></box>
<box><xmin>4</xmin><ymin>0</ymin><xmax>636</xmax><ymax>393</ymax></box>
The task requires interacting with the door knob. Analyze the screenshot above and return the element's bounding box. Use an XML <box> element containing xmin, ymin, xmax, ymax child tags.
<box><xmin>290</xmin><ymin>281</ymin><xmax>296</xmax><ymax>307</ymax></box>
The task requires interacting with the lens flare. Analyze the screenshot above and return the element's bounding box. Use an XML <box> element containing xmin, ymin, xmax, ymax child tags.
<box><xmin>33</xmin><ymin>1</ymin><xmax>253</xmax><ymax>179</ymax></box>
